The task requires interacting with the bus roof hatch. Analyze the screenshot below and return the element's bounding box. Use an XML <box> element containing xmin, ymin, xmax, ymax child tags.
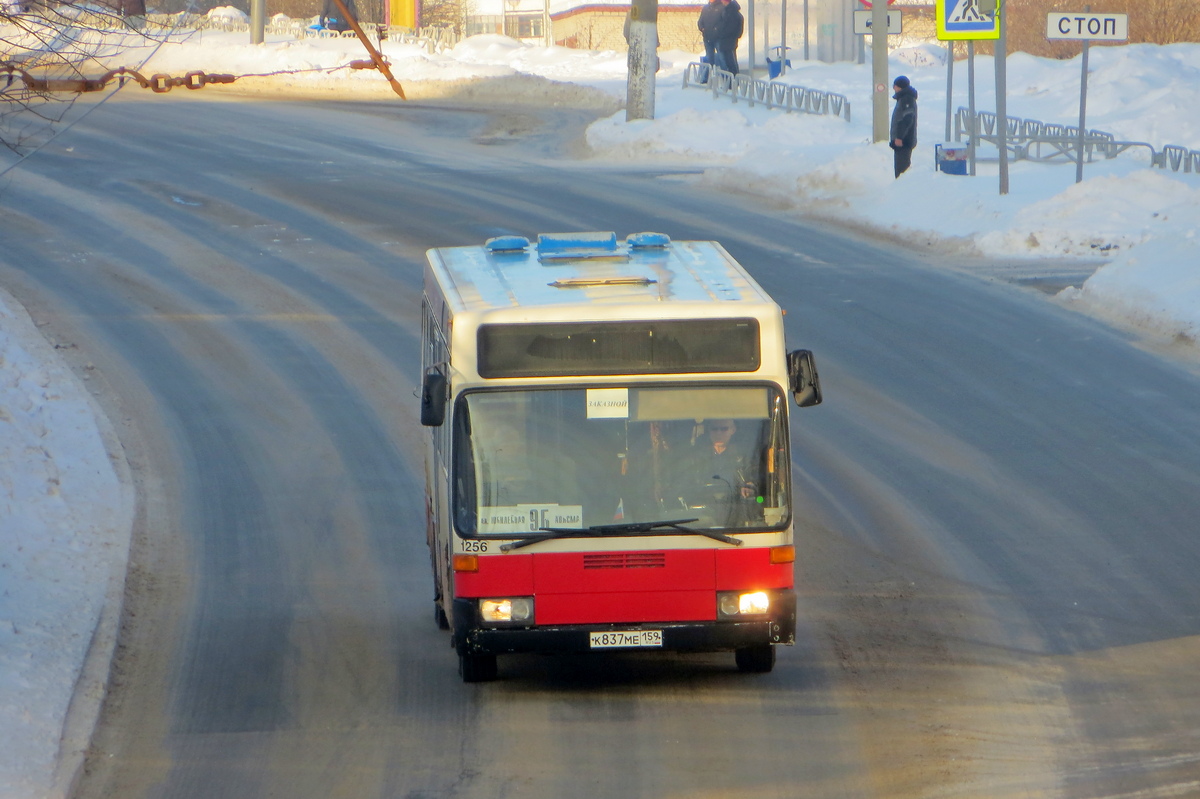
<box><xmin>537</xmin><ymin>231</ymin><xmax>623</xmax><ymax>261</ymax></box>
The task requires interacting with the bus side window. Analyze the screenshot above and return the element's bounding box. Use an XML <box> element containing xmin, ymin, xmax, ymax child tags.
<box><xmin>452</xmin><ymin>403</ymin><xmax>477</xmax><ymax>533</ymax></box>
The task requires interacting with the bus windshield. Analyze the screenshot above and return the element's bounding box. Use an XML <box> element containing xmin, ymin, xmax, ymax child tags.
<box><xmin>453</xmin><ymin>385</ymin><xmax>790</xmax><ymax>536</ymax></box>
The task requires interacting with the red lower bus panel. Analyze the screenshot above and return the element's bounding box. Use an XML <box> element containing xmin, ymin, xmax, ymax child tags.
<box><xmin>538</xmin><ymin>589</ymin><xmax>714</xmax><ymax>624</ymax></box>
<box><xmin>455</xmin><ymin>554</ymin><xmax>535</xmax><ymax>596</ymax></box>
<box><xmin>535</xmin><ymin>549</ymin><xmax>716</xmax><ymax>593</ymax></box>
<box><xmin>454</xmin><ymin>547</ymin><xmax>793</xmax><ymax>625</ymax></box>
<box><xmin>714</xmin><ymin>547</ymin><xmax>794</xmax><ymax>590</ymax></box>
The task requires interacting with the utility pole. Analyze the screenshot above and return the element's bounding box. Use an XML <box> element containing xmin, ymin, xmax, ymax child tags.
<box><xmin>747</xmin><ymin>0</ymin><xmax>755</xmax><ymax>74</ymax></box>
<box><xmin>626</xmin><ymin>0</ymin><xmax>658</xmax><ymax>121</ymax></box>
<box><xmin>803</xmin><ymin>0</ymin><xmax>809</xmax><ymax>60</ymax></box>
<box><xmin>251</xmin><ymin>0</ymin><xmax>265</xmax><ymax>43</ymax></box>
<box><xmin>871</xmin><ymin>0</ymin><xmax>888</xmax><ymax>142</ymax></box>
<box><xmin>779</xmin><ymin>0</ymin><xmax>787</xmax><ymax>76</ymax></box>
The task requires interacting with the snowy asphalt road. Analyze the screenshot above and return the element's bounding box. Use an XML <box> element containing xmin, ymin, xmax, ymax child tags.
<box><xmin>3</xmin><ymin>91</ymin><xmax>1200</xmax><ymax>798</ymax></box>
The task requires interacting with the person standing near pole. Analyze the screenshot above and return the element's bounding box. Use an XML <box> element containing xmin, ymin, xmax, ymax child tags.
<box><xmin>889</xmin><ymin>75</ymin><xmax>918</xmax><ymax>177</ymax></box>
<box><xmin>697</xmin><ymin>0</ymin><xmax>723</xmax><ymax>78</ymax></box>
<box><xmin>716</xmin><ymin>0</ymin><xmax>743</xmax><ymax>75</ymax></box>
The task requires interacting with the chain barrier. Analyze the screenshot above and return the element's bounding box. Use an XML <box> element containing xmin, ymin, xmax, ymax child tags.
<box><xmin>1</xmin><ymin>61</ymin><xmax>385</xmax><ymax>95</ymax></box>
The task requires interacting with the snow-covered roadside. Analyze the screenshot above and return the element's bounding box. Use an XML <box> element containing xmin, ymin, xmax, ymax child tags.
<box><xmin>583</xmin><ymin>42</ymin><xmax>1200</xmax><ymax>349</ymax></box>
<box><xmin>0</xmin><ymin>288</ymin><xmax>135</xmax><ymax>799</ymax></box>
<box><xmin>1059</xmin><ymin>229</ymin><xmax>1200</xmax><ymax>349</ymax></box>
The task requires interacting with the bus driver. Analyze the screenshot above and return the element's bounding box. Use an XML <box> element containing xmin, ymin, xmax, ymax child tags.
<box><xmin>678</xmin><ymin>419</ymin><xmax>762</xmax><ymax>524</ymax></box>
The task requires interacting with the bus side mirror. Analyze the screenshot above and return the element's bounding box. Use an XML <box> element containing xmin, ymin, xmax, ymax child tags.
<box><xmin>420</xmin><ymin>370</ymin><xmax>448</xmax><ymax>426</ymax></box>
<box><xmin>787</xmin><ymin>349</ymin><xmax>822</xmax><ymax>407</ymax></box>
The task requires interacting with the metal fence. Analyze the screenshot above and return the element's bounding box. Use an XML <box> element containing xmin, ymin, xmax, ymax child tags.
<box><xmin>955</xmin><ymin>107</ymin><xmax>1200</xmax><ymax>174</ymax></box>
<box><xmin>143</xmin><ymin>13</ymin><xmax>310</xmax><ymax>35</ymax></box>
<box><xmin>141</xmin><ymin>14</ymin><xmax>460</xmax><ymax>54</ymax></box>
<box><xmin>682</xmin><ymin>62</ymin><xmax>851</xmax><ymax>122</ymax></box>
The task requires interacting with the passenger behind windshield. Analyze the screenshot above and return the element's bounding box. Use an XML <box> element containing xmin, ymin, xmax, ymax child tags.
<box><xmin>625</xmin><ymin>418</ymin><xmax>765</xmax><ymax>528</ymax></box>
<box><xmin>622</xmin><ymin>419</ymin><xmax>691</xmax><ymax>520</ymax></box>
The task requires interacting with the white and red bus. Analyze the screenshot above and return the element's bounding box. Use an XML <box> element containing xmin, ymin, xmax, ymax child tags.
<box><xmin>419</xmin><ymin>231</ymin><xmax>822</xmax><ymax>682</ymax></box>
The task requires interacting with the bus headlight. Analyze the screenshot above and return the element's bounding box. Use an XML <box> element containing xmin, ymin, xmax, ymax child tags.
<box><xmin>479</xmin><ymin>597</ymin><xmax>534</xmax><ymax>625</ymax></box>
<box><xmin>717</xmin><ymin>591</ymin><xmax>771</xmax><ymax>618</ymax></box>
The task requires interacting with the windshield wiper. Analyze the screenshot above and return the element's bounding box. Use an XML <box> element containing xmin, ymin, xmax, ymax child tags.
<box><xmin>590</xmin><ymin>519</ymin><xmax>743</xmax><ymax>546</ymax></box>
<box><xmin>498</xmin><ymin>526</ymin><xmax>602</xmax><ymax>552</ymax></box>
<box><xmin>498</xmin><ymin>518</ymin><xmax>743</xmax><ymax>552</ymax></box>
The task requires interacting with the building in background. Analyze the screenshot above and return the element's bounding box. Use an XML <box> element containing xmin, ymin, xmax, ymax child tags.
<box><xmin>166</xmin><ymin>0</ymin><xmax>931</xmax><ymax>62</ymax></box>
<box><xmin>458</xmin><ymin>0</ymin><xmax>933</xmax><ymax>62</ymax></box>
<box><xmin>461</xmin><ymin>0</ymin><xmax>701</xmax><ymax>50</ymax></box>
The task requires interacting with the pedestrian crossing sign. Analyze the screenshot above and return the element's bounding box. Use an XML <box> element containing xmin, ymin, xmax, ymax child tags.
<box><xmin>936</xmin><ymin>0</ymin><xmax>1001</xmax><ymax>41</ymax></box>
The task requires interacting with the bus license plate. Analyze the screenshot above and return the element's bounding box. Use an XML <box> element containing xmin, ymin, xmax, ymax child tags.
<box><xmin>589</xmin><ymin>630</ymin><xmax>663</xmax><ymax>649</ymax></box>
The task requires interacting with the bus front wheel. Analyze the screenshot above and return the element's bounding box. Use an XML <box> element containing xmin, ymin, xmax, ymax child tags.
<box><xmin>735</xmin><ymin>644</ymin><xmax>775</xmax><ymax>673</ymax></box>
<box><xmin>459</xmin><ymin>652</ymin><xmax>498</xmax><ymax>683</ymax></box>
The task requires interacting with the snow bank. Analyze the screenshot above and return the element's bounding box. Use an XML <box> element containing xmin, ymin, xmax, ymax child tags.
<box><xmin>0</xmin><ymin>291</ymin><xmax>134</xmax><ymax>798</ymax></box>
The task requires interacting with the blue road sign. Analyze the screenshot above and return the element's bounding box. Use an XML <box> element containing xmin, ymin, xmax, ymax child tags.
<box><xmin>936</xmin><ymin>0</ymin><xmax>1000</xmax><ymax>41</ymax></box>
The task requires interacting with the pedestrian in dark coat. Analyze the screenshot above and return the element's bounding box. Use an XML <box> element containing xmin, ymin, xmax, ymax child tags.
<box><xmin>889</xmin><ymin>75</ymin><xmax>918</xmax><ymax>177</ymax></box>
<box><xmin>716</xmin><ymin>0</ymin><xmax>743</xmax><ymax>75</ymax></box>
<box><xmin>697</xmin><ymin>0</ymin><xmax>723</xmax><ymax>76</ymax></box>
<box><xmin>321</xmin><ymin>0</ymin><xmax>355</xmax><ymax>31</ymax></box>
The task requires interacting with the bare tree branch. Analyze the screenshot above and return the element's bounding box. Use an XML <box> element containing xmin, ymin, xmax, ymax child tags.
<box><xmin>2</xmin><ymin>0</ymin><xmax>178</xmax><ymax>154</ymax></box>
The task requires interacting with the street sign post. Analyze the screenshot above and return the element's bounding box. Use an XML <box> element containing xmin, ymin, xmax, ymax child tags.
<box><xmin>1047</xmin><ymin>11</ymin><xmax>1129</xmax><ymax>182</ymax></box>
<box><xmin>870</xmin><ymin>0</ymin><xmax>888</xmax><ymax>143</ymax></box>
<box><xmin>936</xmin><ymin>0</ymin><xmax>1002</xmax><ymax>183</ymax></box>
<box><xmin>853</xmin><ymin>10</ymin><xmax>901</xmax><ymax>35</ymax></box>
<box><xmin>995</xmin><ymin>4</ymin><xmax>1008</xmax><ymax>194</ymax></box>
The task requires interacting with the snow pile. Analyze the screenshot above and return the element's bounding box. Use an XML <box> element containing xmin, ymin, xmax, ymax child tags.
<box><xmin>0</xmin><ymin>292</ymin><xmax>133</xmax><ymax>798</ymax></box>
<box><xmin>206</xmin><ymin>5</ymin><xmax>249</xmax><ymax>22</ymax></box>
